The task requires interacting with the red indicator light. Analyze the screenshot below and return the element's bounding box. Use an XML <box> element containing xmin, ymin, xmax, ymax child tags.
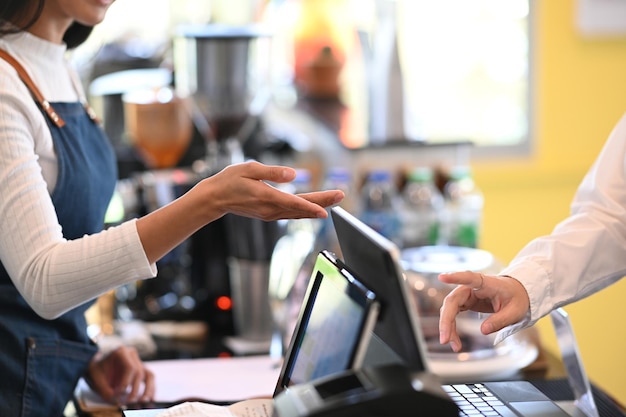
<box><xmin>216</xmin><ymin>296</ymin><xmax>232</xmax><ymax>311</ymax></box>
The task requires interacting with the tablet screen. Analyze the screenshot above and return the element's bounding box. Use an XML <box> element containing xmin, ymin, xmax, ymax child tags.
<box><xmin>273</xmin><ymin>250</ymin><xmax>379</xmax><ymax>396</ymax></box>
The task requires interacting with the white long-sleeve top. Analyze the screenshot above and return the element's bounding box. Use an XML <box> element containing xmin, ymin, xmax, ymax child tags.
<box><xmin>495</xmin><ymin>112</ymin><xmax>626</xmax><ymax>343</ymax></box>
<box><xmin>0</xmin><ymin>31</ymin><xmax>156</xmax><ymax>320</ymax></box>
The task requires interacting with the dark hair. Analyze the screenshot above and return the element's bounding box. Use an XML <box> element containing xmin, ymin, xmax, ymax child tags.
<box><xmin>0</xmin><ymin>0</ymin><xmax>94</xmax><ymax>49</ymax></box>
<box><xmin>64</xmin><ymin>23</ymin><xmax>94</xmax><ymax>49</ymax></box>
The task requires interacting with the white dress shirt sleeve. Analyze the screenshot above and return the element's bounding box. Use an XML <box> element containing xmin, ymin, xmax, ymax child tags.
<box><xmin>495</xmin><ymin>112</ymin><xmax>626</xmax><ymax>342</ymax></box>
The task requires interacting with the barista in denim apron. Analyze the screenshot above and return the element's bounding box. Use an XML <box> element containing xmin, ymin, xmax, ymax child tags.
<box><xmin>0</xmin><ymin>51</ymin><xmax>117</xmax><ymax>416</ymax></box>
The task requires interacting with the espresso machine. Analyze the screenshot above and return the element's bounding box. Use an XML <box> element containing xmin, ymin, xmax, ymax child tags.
<box><xmin>117</xmin><ymin>24</ymin><xmax>284</xmax><ymax>350</ymax></box>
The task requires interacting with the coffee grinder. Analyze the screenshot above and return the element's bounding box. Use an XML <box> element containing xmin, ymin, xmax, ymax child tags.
<box><xmin>173</xmin><ymin>24</ymin><xmax>272</xmax><ymax>167</ymax></box>
<box><xmin>172</xmin><ymin>24</ymin><xmax>280</xmax><ymax>351</ymax></box>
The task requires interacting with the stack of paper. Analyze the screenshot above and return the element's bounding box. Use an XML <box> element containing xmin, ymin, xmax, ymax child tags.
<box><xmin>74</xmin><ymin>355</ymin><xmax>281</xmax><ymax>415</ymax></box>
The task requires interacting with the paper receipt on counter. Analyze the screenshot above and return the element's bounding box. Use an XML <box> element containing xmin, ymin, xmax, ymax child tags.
<box><xmin>155</xmin><ymin>398</ymin><xmax>273</xmax><ymax>417</ymax></box>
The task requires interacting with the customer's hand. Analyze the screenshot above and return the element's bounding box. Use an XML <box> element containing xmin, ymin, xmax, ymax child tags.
<box><xmin>85</xmin><ymin>346</ymin><xmax>155</xmax><ymax>406</ymax></box>
<box><xmin>438</xmin><ymin>271</ymin><xmax>530</xmax><ymax>352</ymax></box>
<box><xmin>195</xmin><ymin>161</ymin><xmax>345</xmax><ymax>221</ymax></box>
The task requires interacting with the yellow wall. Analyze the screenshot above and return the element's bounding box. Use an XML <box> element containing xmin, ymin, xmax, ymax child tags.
<box><xmin>471</xmin><ymin>0</ymin><xmax>626</xmax><ymax>404</ymax></box>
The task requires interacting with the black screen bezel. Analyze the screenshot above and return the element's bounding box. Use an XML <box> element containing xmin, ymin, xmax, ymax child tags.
<box><xmin>273</xmin><ymin>250</ymin><xmax>378</xmax><ymax>397</ymax></box>
<box><xmin>330</xmin><ymin>206</ymin><xmax>429</xmax><ymax>372</ymax></box>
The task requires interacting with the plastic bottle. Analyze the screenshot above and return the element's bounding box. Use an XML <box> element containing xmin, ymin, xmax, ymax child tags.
<box><xmin>323</xmin><ymin>166</ymin><xmax>355</xmax><ymax>212</ymax></box>
<box><xmin>316</xmin><ymin>166</ymin><xmax>354</xmax><ymax>257</ymax></box>
<box><xmin>359</xmin><ymin>169</ymin><xmax>402</xmax><ymax>246</ymax></box>
<box><xmin>400</xmin><ymin>167</ymin><xmax>444</xmax><ymax>248</ymax></box>
<box><xmin>441</xmin><ymin>166</ymin><xmax>484</xmax><ymax>248</ymax></box>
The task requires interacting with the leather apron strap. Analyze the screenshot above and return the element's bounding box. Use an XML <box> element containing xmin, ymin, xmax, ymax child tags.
<box><xmin>0</xmin><ymin>48</ymin><xmax>66</xmax><ymax>128</ymax></box>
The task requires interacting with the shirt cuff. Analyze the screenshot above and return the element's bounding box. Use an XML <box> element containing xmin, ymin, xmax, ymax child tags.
<box><xmin>493</xmin><ymin>310</ymin><xmax>532</xmax><ymax>345</ymax></box>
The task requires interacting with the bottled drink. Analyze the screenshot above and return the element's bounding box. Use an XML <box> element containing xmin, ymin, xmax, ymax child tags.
<box><xmin>323</xmin><ymin>166</ymin><xmax>355</xmax><ymax>212</ymax></box>
<box><xmin>317</xmin><ymin>166</ymin><xmax>354</xmax><ymax>257</ymax></box>
<box><xmin>441</xmin><ymin>166</ymin><xmax>484</xmax><ymax>248</ymax></box>
<box><xmin>359</xmin><ymin>169</ymin><xmax>401</xmax><ymax>245</ymax></box>
<box><xmin>400</xmin><ymin>167</ymin><xmax>444</xmax><ymax>248</ymax></box>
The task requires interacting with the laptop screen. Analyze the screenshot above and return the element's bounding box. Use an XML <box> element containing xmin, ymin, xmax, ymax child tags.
<box><xmin>273</xmin><ymin>250</ymin><xmax>379</xmax><ymax>396</ymax></box>
<box><xmin>330</xmin><ymin>206</ymin><xmax>430</xmax><ymax>372</ymax></box>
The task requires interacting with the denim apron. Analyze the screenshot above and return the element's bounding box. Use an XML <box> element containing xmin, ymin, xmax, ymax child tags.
<box><xmin>0</xmin><ymin>51</ymin><xmax>117</xmax><ymax>416</ymax></box>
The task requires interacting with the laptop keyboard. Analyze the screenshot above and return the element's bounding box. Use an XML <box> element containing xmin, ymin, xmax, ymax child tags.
<box><xmin>443</xmin><ymin>384</ymin><xmax>515</xmax><ymax>417</ymax></box>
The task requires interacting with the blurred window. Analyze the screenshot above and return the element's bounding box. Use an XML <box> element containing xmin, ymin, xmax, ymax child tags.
<box><xmin>343</xmin><ymin>0</ymin><xmax>532</xmax><ymax>155</ymax></box>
